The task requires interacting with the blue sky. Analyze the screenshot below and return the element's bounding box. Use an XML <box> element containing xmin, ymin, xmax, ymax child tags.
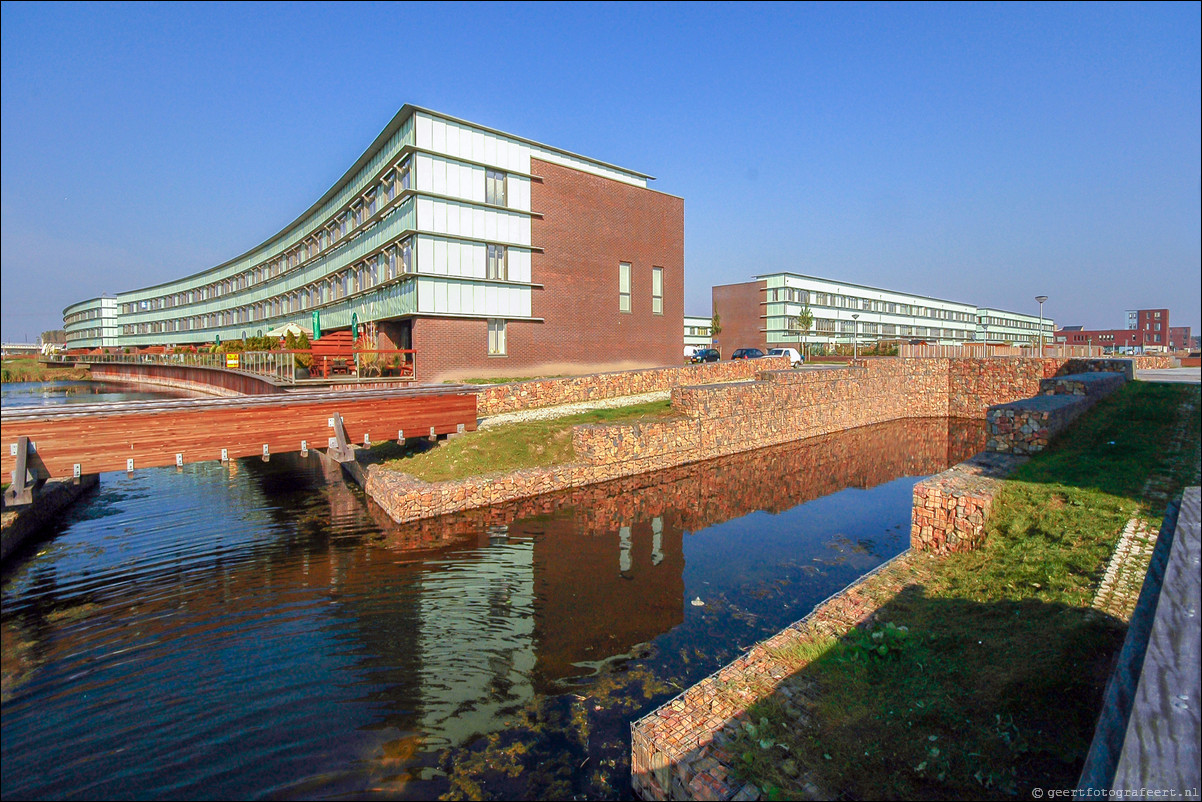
<box><xmin>2</xmin><ymin>1</ymin><xmax>1199</xmax><ymax>341</ymax></box>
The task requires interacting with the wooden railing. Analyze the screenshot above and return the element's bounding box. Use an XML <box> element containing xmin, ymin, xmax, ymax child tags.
<box><xmin>51</xmin><ymin>350</ymin><xmax>299</xmax><ymax>384</ymax></box>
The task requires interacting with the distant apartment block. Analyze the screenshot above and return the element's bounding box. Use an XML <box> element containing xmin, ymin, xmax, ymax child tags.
<box><xmin>712</xmin><ymin>272</ymin><xmax>1053</xmax><ymax>353</ymax></box>
<box><xmin>683</xmin><ymin>315</ymin><xmax>712</xmax><ymax>352</ymax></box>
<box><xmin>1056</xmin><ymin>308</ymin><xmax>1190</xmax><ymax>353</ymax></box>
<box><xmin>63</xmin><ymin>106</ymin><xmax>684</xmax><ymax>381</ymax></box>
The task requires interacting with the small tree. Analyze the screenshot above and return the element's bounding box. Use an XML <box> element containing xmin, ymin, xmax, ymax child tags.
<box><xmin>710</xmin><ymin>313</ymin><xmax>723</xmax><ymax>357</ymax></box>
<box><xmin>295</xmin><ymin>332</ymin><xmax>313</xmax><ymax>369</ymax></box>
<box><xmin>795</xmin><ymin>303</ymin><xmax>814</xmax><ymax>358</ymax></box>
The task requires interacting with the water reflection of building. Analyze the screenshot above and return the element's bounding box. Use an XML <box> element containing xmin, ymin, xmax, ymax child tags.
<box><xmin>525</xmin><ymin>511</ymin><xmax>686</xmax><ymax>689</ymax></box>
<box><xmin>415</xmin><ymin>539</ymin><xmax>537</xmax><ymax>749</ymax></box>
<box><xmin>384</xmin><ymin>417</ymin><xmax>985</xmax><ymax>694</ymax></box>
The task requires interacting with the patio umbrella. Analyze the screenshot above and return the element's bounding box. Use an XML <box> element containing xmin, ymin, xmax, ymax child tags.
<box><xmin>265</xmin><ymin>322</ymin><xmax>313</xmax><ymax>339</ymax></box>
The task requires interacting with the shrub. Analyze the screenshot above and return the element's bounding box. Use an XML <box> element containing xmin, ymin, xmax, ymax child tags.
<box><xmin>295</xmin><ymin>333</ymin><xmax>313</xmax><ymax>369</ymax></box>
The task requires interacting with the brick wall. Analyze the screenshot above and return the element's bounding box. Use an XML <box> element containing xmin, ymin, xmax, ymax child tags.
<box><xmin>711</xmin><ymin>280</ymin><xmax>765</xmax><ymax>355</ymax></box>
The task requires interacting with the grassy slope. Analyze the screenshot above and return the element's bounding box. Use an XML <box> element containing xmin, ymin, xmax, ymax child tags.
<box><xmin>732</xmin><ymin>382</ymin><xmax>1200</xmax><ymax>801</ymax></box>
<box><xmin>373</xmin><ymin>399</ymin><xmax>676</xmax><ymax>483</ymax></box>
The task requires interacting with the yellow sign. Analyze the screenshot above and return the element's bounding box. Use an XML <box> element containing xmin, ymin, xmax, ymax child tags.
<box><xmin>226</xmin><ymin>353</ymin><xmax>240</xmax><ymax>369</ymax></box>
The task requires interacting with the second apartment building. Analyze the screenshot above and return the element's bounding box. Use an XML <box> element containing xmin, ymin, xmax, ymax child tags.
<box><xmin>713</xmin><ymin>273</ymin><xmax>1052</xmax><ymax>353</ymax></box>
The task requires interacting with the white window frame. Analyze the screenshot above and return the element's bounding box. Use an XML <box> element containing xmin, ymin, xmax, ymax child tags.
<box><xmin>487</xmin><ymin>244</ymin><xmax>508</xmax><ymax>280</ymax></box>
<box><xmin>485</xmin><ymin>169</ymin><xmax>507</xmax><ymax>206</ymax></box>
<box><xmin>488</xmin><ymin>318</ymin><xmax>507</xmax><ymax>355</ymax></box>
<box><xmin>619</xmin><ymin>262</ymin><xmax>632</xmax><ymax>313</ymax></box>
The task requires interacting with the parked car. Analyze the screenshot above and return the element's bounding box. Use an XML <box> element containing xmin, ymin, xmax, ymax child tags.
<box><xmin>766</xmin><ymin>347</ymin><xmax>804</xmax><ymax>367</ymax></box>
<box><xmin>730</xmin><ymin>348</ymin><xmax>765</xmax><ymax>360</ymax></box>
<box><xmin>690</xmin><ymin>348</ymin><xmax>720</xmax><ymax>363</ymax></box>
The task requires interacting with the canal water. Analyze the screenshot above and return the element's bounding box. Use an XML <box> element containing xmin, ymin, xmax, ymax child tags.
<box><xmin>1</xmin><ymin>387</ymin><xmax>984</xmax><ymax>800</ymax></box>
<box><xmin>0</xmin><ymin>379</ymin><xmax>199</xmax><ymax>408</ymax></box>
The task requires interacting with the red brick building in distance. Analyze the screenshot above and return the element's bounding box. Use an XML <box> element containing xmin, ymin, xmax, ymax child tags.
<box><xmin>1056</xmin><ymin>308</ymin><xmax>1192</xmax><ymax>354</ymax></box>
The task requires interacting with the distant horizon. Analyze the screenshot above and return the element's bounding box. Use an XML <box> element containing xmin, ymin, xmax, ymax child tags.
<box><xmin>3</xmin><ymin>2</ymin><xmax>1198</xmax><ymax>341</ymax></box>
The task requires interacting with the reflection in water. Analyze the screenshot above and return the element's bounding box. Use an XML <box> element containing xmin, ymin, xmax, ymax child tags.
<box><xmin>0</xmin><ymin>379</ymin><xmax>199</xmax><ymax>407</ymax></box>
<box><xmin>1</xmin><ymin>417</ymin><xmax>984</xmax><ymax>800</ymax></box>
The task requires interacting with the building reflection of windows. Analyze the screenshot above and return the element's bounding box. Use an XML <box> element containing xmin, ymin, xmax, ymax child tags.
<box><xmin>651</xmin><ymin>516</ymin><xmax>664</xmax><ymax>566</ymax></box>
<box><xmin>619</xmin><ymin>525</ymin><xmax>632</xmax><ymax>573</ymax></box>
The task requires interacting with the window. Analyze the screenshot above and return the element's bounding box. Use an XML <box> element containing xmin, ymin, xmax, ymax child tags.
<box><xmin>486</xmin><ymin>169</ymin><xmax>507</xmax><ymax>206</ymax></box>
<box><xmin>400</xmin><ymin>236</ymin><xmax>413</xmax><ymax>273</ymax></box>
<box><xmin>619</xmin><ymin>262</ymin><xmax>632</xmax><ymax>313</ymax></box>
<box><xmin>488</xmin><ymin>318</ymin><xmax>507</xmax><ymax>355</ymax></box>
<box><xmin>652</xmin><ymin>267</ymin><xmax>663</xmax><ymax>315</ymax></box>
<box><xmin>487</xmin><ymin>244</ymin><xmax>508</xmax><ymax>280</ymax></box>
<box><xmin>397</xmin><ymin>157</ymin><xmax>411</xmax><ymax>193</ymax></box>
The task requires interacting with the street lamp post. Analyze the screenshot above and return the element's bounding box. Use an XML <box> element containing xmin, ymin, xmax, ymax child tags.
<box><xmin>1035</xmin><ymin>295</ymin><xmax>1048</xmax><ymax>355</ymax></box>
<box><xmin>982</xmin><ymin>323</ymin><xmax>989</xmax><ymax>353</ymax></box>
<box><xmin>851</xmin><ymin>313</ymin><xmax>860</xmax><ymax>359</ymax></box>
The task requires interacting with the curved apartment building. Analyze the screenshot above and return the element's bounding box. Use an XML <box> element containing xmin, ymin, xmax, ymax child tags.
<box><xmin>64</xmin><ymin>105</ymin><xmax>684</xmax><ymax>381</ymax></box>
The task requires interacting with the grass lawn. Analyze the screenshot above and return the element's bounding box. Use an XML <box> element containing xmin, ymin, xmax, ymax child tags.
<box><xmin>728</xmin><ymin>381</ymin><xmax>1200</xmax><ymax>800</ymax></box>
<box><xmin>371</xmin><ymin>399</ymin><xmax>676</xmax><ymax>483</ymax></box>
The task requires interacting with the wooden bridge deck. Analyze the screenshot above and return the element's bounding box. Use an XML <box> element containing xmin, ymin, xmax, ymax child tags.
<box><xmin>2</xmin><ymin>385</ymin><xmax>478</xmax><ymax>479</ymax></box>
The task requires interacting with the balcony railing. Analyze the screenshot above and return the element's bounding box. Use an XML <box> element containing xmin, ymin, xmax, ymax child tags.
<box><xmin>49</xmin><ymin>349</ymin><xmax>418</xmax><ymax>384</ymax></box>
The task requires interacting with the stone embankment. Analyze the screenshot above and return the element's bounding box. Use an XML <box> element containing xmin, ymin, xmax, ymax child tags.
<box><xmin>909</xmin><ymin>451</ymin><xmax>1029</xmax><ymax>554</ymax></box>
<box><xmin>367</xmin><ymin>356</ymin><xmax>1148</xmax><ymax>527</ymax></box>
<box><xmin>475</xmin><ymin>358</ymin><xmax>781</xmax><ymax>416</ymax></box>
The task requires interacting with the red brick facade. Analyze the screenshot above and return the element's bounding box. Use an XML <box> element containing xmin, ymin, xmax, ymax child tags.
<box><xmin>1056</xmin><ymin>308</ymin><xmax>1192</xmax><ymax>353</ymax></box>
<box><xmin>412</xmin><ymin>160</ymin><xmax>685</xmax><ymax>382</ymax></box>
<box><xmin>711</xmin><ymin>280</ymin><xmax>765</xmax><ymax>355</ymax></box>
<box><xmin>527</xmin><ymin>158</ymin><xmax>684</xmax><ymax>374</ymax></box>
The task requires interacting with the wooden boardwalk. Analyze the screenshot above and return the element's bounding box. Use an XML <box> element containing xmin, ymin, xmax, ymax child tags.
<box><xmin>2</xmin><ymin>386</ymin><xmax>477</xmax><ymax>478</ymax></box>
<box><xmin>1111</xmin><ymin>487</ymin><xmax>1200</xmax><ymax>797</ymax></box>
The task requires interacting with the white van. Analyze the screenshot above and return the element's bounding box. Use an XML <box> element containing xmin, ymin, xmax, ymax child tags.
<box><xmin>766</xmin><ymin>347</ymin><xmax>803</xmax><ymax>367</ymax></box>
